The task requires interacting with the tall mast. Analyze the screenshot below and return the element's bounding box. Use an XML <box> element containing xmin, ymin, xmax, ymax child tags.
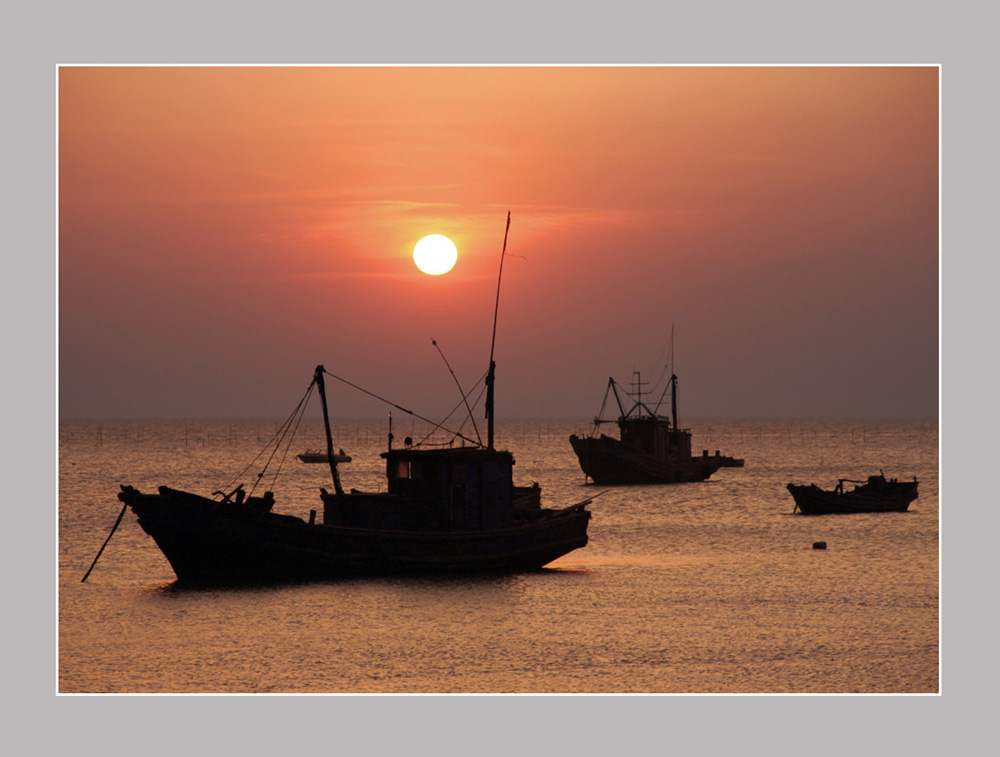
<box><xmin>485</xmin><ymin>211</ymin><xmax>510</xmax><ymax>451</ymax></box>
<box><xmin>670</xmin><ymin>325</ymin><xmax>677</xmax><ymax>430</ymax></box>
<box><xmin>671</xmin><ymin>373</ymin><xmax>678</xmax><ymax>431</ymax></box>
<box><xmin>313</xmin><ymin>364</ymin><xmax>344</xmax><ymax>496</ymax></box>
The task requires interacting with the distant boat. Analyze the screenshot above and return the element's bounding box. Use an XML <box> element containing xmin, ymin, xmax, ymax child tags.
<box><xmin>714</xmin><ymin>455</ymin><xmax>745</xmax><ymax>468</ymax></box>
<box><xmin>111</xmin><ymin>214</ymin><xmax>592</xmax><ymax>582</ymax></box>
<box><xmin>569</xmin><ymin>367</ymin><xmax>741</xmax><ymax>485</ymax></box>
<box><xmin>297</xmin><ymin>449</ymin><xmax>352</xmax><ymax>464</ymax></box>
<box><xmin>787</xmin><ymin>473</ymin><xmax>918</xmax><ymax>514</ymax></box>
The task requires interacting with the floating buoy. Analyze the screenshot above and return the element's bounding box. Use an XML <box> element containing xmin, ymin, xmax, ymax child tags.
<box><xmin>813</xmin><ymin>541</ymin><xmax>827</xmax><ymax>550</ymax></box>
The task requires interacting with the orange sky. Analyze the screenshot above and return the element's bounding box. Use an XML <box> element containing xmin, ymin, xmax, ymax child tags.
<box><xmin>58</xmin><ymin>66</ymin><xmax>938</xmax><ymax>420</ymax></box>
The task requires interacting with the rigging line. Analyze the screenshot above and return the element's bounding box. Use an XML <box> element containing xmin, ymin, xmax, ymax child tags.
<box><xmin>646</xmin><ymin>326</ymin><xmax>674</xmax><ymax>399</ymax></box>
<box><xmin>417</xmin><ymin>400</ymin><xmax>462</xmax><ymax>447</ymax></box>
<box><xmin>610</xmin><ymin>379</ymin><xmax>629</xmax><ymax>418</ymax></box>
<box><xmin>652</xmin><ymin>325</ymin><xmax>676</xmax><ymax>416</ymax></box>
<box><xmin>256</xmin><ymin>382</ymin><xmax>314</xmax><ymax>497</ymax></box>
<box><xmin>649</xmin><ymin>363</ymin><xmax>670</xmax><ymax>403</ymax></box>
<box><xmin>442</xmin><ymin>375</ymin><xmax>488</xmax><ymax>442</ymax></box>
<box><xmin>593</xmin><ymin>380</ymin><xmax>613</xmax><ymax>433</ymax></box>
<box><xmin>454</xmin><ymin>370</ymin><xmax>488</xmax><ymax>427</ymax></box>
<box><xmin>220</xmin><ymin>411</ymin><xmax>296</xmax><ymax>494</ymax></box>
<box><xmin>651</xmin><ymin>335</ymin><xmax>672</xmax><ymax>385</ymax></box>
<box><xmin>464</xmin><ymin>379</ymin><xmax>488</xmax><ymax>421</ymax></box>
<box><xmin>432</xmin><ymin>339</ymin><xmax>482</xmax><ymax>445</ymax></box>
<box><xmin>447</xmin><ymin>380</ymin><xmax>489</xmax><ymax>444</ymax></box>
<box><xmin>416</xmin><ymin>371</ymin><xmax>488</xmax><ymax>448</ymax></box>
<box><xmin>250</xmin><ymin>411</ymin><xmax>299</xmax><ymax>495</ymax></box>
<box><xmin>653</xmin><ymin>375</ymin><xmax>673</xmax><ymax>418</ymax></box>
<box><xmin>220</xmin><ymin>379</ymin><xmax>316</xmax><ymax>495</ymax></box>
<box><xmin>219</xmin><ymin>417</ymin><xmax>291</xmax><ymax>495</ymax></box>
<box><xmin>321</xmin><ymin>367</ymin><xmax>481</xmax><ymax>448</ymax></box>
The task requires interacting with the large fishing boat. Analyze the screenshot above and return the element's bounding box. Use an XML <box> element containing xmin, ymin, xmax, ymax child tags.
<box><xmin>569</xmin><ymin>366</ymin><xmax>741</xmax><ymax>486</ymax></box>
<box><xmin>101</xmin><ymin>215</ymin><xmax>592</xmax><ymax>583</ymax></box>
<box><xmin>788</xmin><ymin>473</ymin><xmax>918</xmax><ymax>514</ymax></box>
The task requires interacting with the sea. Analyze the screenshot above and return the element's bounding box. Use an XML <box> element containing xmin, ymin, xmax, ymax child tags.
<box><xmin>57</xmin><ymin>418</ymin><xmax>939</xmax><ymax>694</ymax></box>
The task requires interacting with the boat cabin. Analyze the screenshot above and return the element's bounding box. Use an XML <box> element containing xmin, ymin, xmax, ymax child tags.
<box><xmin>322</xmin><ymin>447</ymin><xmax>517</xmax><ymax>531</ymax></box>
<box><xmin>618</xmin><ymin>416</ymin><xmax>692</xmax><ymax>461</ymax></box>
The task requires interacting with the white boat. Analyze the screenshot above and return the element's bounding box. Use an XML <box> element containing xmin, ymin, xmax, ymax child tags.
<box><xmin>297</xmin><ymin>449</ymin><xmax>352</xmax><ymax>464</ymax></box>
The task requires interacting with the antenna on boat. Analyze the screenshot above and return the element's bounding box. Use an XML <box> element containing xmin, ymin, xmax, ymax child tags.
<box><xmin>313</xmin><ymin>365</ymin><xmax>345</xmax><ymax>496</ymax></box>
<box><xmin>630</xmin><ymin>370</ymin><xmax>652</xmax><ymax>416</ymax></box>
<box><xmin>485</xmin><ymin>211</ymin><xmax>511</xmax><ymax>451</ymax></box>
<box><xmin>433</xmin><ymin>339</ymin><xmax>483</xmax><ymax>446</ymax></box>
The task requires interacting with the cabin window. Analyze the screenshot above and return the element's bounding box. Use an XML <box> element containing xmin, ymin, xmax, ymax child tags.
<box><xmin>395</xmin><ymin>460</ymin><xmax>412</xmax><ymax>479</ymax></box>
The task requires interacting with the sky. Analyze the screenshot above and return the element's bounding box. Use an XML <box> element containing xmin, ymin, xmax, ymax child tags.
<box><xmin>58</xmin><ymin>65</ymin><xmax>939</xmax><ymax>421</ymax></box>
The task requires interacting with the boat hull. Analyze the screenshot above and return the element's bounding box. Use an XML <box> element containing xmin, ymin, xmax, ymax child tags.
<box><xmin>569</xmin><ymin>434</ymin><xmax>723</xmax><ymax>485</ymax></box>
<box><xmin>787</xmin><ymin>481</ymin><xmax>918</xmax><ymax>515</ymax></box>
<box><xmin>119</xmin><ymin>486</ymin><xmax>590</xmax><ymax>582</ymax></box>
<box><xmin>297</xmin><ymin>452</ymin><xmax>351</xmax><ymax>464</ymax></box>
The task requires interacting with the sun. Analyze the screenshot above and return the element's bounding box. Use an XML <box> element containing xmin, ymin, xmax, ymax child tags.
<box><xmin>413</xmin><ymin>234</ymin><xmax>458</xmax><ymax>275</ymax></box>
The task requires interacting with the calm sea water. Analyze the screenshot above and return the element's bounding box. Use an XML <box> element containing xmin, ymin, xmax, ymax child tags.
<box><xmin>58</xmin><ymin>418</ymin><xmax>938</xmax><ymax>694</ymax></box>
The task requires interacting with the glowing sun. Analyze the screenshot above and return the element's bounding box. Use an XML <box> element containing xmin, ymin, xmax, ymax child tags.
<box><xmin>413</xmin><ymin>234</ymin><xmax>458</xmax><ymax>275</ymax></box>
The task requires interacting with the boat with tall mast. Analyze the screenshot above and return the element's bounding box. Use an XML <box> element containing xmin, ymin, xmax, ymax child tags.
<box><xmin>569</xmin><ymin>338</ymin><xmax>742</xmax><ymax>485</ymax></box>
<box><xmin>111</xmin><ymin>215</ymin><xmax>592</xmax><ymax>582</ymax></box>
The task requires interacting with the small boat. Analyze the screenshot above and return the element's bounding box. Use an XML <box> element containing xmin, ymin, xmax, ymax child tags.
<box><xmin>297</xmin><ymin>449</ymin><xmax>352</xmax><ymax>464</ymax></box>
<box><xmin>714</xmin><ymin>454</ymin><xmax>745</xmax><ymax>468</ymax></box>
<box><xmin>787</xmin><ymin>473</ymin><xmax>919</xmax><ymax>514</ymax></box>
<box><xmin>111</xmin><ymin>214</ymin><xmax>592</xmax><ymax>582</ymax></box>
<box><xmin>569</xmin><ymin>364</ymin><xmax>740</xmax><ymax>485</ymax></box>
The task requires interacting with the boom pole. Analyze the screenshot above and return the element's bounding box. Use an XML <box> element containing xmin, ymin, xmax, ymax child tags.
<box><xmin>314</xmin><ymin>365</ymin><xmax>344</xmax><ymax>496</ymax></box>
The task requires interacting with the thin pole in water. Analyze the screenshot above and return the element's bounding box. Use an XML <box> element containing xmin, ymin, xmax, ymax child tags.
<box><xmin>81</xmin><ymin>503</ymin><xmax>128</xmax><ymax>582</ymax></box>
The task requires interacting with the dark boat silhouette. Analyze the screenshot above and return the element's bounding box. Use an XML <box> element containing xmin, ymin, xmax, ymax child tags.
<box><xmin>787</xmin><ymin>473</ymin><xmax>919</xmax><ymax>515</ymax></box>
<box><xmin>118</xmin><ymin>393</ymin><xmax>592</xmax><ymax>580</ymax></box>
<box><xmin>569</xmin><ymin>366</ymin><xmax>742</xmax><ymax>485</ymax></box>
<box><xmin>112</xmin><ymin>214</ymin><xmax>592</xmax><ymax>582</ymax></box>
